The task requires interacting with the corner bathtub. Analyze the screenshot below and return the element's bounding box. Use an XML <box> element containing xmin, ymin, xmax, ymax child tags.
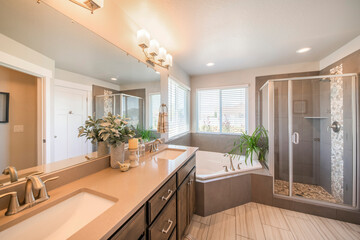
<box><xmin>196</xmin><ymin>150</ymin><xmax>263</xmax><ymax>180</ymax></box>
<box><xmin>195</xmin><ymin>150</ymin><xmax>269</xmax><ymax>217</ymax></box>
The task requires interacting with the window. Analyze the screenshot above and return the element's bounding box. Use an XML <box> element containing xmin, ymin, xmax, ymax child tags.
<box><xmin>197</xmin><ymin>87</ymin><xmax>248</xmax><ymax>134</ymax></box>
<box><xmin>149</xmin><ymin>93</ymin><xmax>161</xmax><ymax>129</ymax></box>
<box><xmin>168</xmin><ymin>78</ymin><xmax>190</xmax><ymax>138</ymax></box>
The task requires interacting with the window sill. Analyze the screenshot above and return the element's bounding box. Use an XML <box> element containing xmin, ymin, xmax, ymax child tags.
<box><xmin>167</xmin><ymin>131</ymin><xmax>190</xmax><ymax>142</ymax></box>
<box><xmin>195</xmin><ymin>131</ymin><xmax>244</xmax><ymax>136</ymax></box>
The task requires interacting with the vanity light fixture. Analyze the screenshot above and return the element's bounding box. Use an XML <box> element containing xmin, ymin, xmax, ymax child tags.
<box><xmin>296</xmin><ymin>47</ymin><xmax>311</xmax><ymax>53</ymax></box>
<box><xmin>37</xmin><ymin>0</ymin><xmax>104</xmax><ymax>14</ymax></box>
<box><xmin>137</xmin><ymin>29</ymin><xmax>173</xmax><ymax>69</ymax></box>
<box><xmin>110</xmin><ymin>77</ymin><xmax>117</xmax><ymax>81</ymax></box>
<box><xmin>206</xmin><ymin>62</ymin><xmax>215</xmax><ymax>67</ymax></box>
<box><xmin>69</xmin><ymin>0</ymin><xmax>104</xmax><ymax>14</ymax></box>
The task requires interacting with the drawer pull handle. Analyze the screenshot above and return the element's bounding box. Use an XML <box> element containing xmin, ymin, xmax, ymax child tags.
<box><xmin>161</xmin><ymin>189</ymin><xmax>173</xmax><ymax>201</ymax></box>
<box><xmin>162</xmin><ymin>219</ymin><xmax>173</xmax><ymax>234</ymax></box>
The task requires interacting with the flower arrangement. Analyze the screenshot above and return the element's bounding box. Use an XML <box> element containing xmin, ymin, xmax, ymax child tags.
<box><xmin>78</xmin><ymin>116</ymin><xmax>103</xmax><ymax>144</ymax></box>
<box><xmin>98</xmin><ymin>112</ymin><xmax>135</xmax><ymax>146</ymax></box>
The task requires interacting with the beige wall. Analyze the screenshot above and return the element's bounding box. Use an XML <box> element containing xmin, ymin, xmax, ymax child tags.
<box><xmin>0</xmin><ymin>66</ymin><xmax>37</xmax><ymax>171</ymax></box>
<box><xmin>190</xmin><ymin>61</ymin><xmax>320</xmax><ymax>134</ymax></box>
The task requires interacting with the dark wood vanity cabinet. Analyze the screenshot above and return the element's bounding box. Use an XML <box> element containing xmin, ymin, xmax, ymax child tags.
<box><xmin>109</xmin><ymin>154</ymin><xmax>196</xmax><ymax>240</ymax></box>
<box><xmin>110</xmin><ymin>206</ymin><xmax>146</xmax><ymax>240</ymax></box>
<box><xmin>177</xmin><ymin>167</ymin><xmax>196</xmax><ymax>239</ymax></box>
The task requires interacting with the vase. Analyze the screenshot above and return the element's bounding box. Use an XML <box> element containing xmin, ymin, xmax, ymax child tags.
<box><xmin>110</xmin><ymin>143</ymin><xmax>125</xmax><ymax>168</ymax></box>
<box><xmin>97</xmin><ymin>141</ymin><xmax>109</xmax><ymax>158</ymax></box>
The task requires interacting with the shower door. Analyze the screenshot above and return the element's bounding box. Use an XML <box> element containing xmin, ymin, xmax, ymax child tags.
<box><xmin>288</xmin><ymin>75</ymin><xmax>357</xmax><ymax>207</ymax></box>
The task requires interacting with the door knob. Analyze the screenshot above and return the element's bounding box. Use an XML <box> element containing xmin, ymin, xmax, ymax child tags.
<box><xmin>328</xmin><ymin>121</ymin><xmax>341</xmax><ymax>133</ymax></box>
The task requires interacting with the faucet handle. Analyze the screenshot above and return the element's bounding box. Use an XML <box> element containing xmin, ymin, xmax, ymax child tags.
<box><xmin>37</xmin><ymin>176</ymin><xmax>59</xmax><ymax>202</ymax></box>
<box><xmin>0</xmin><ymin>192</ymin><xmax>20</xmax><ymax>216</ymax></box>
<box><xmin>43</xmin><ymin>176</ymin><xmax>59</xmax><ymax>184</ymax></box>
<box><xmin>222</xmin><ymin>166</ymin><xmax>229</xmax><ymax>172</ymax></box>
<box><xmin>237</xmin><ymin>163</ymin><xmax>241</xmax><ymax>170</ymax></box>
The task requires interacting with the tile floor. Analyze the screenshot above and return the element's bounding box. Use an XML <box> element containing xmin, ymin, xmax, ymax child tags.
<box><xmin>274</xmin><ymin>180</ymin><xmax>339</xmax><ymax>203</ymax></box>
<box><xmin>184</xmin><ymin>202</ymin><xmax>360</xmax><ymax>240</ymax></box>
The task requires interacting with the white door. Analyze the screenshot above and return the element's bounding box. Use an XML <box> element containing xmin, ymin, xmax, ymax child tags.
<box><xmin>54</xmin><ymin>85</ymin><xmax>88</xmax><ymax>162</ymax></box>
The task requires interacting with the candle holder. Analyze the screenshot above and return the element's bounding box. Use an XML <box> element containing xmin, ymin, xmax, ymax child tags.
<box><xmin>128</xmin><ymin>148</ymin><xmax>140</xmax><ymax>168</ymax></box>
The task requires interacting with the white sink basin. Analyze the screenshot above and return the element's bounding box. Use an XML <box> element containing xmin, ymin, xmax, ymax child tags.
<box><xmin>153</xmin><ymin>149</ymin><xmax>186</xmax><ymax>160</ymax></box>
<box><xmin>0</xmin><ymin>191</ymin><xmax>115</xmax><ymax>240</ymax></box>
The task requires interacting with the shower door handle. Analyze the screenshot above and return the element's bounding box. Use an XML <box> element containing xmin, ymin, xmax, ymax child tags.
<box><xmin>292</xmin><ymin>132</ymin><xmax>299</xmax><ymax>144</ymax></box>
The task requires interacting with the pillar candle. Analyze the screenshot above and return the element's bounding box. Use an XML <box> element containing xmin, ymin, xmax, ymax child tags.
<box><xmin>128</xmin><ymin>138</ymin><xmax>138</xmax><ymax>149</ymax></box>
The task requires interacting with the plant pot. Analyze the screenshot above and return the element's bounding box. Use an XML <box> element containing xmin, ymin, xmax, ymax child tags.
<box><xmin>110</xmin><ymin>143</ymin><xmax>125</xmax><ymax>168</ymax></box>
<box><xmin>97</xmin><ymin>141</ymin><xmax>109</xmax><ymax>158</ymax></box>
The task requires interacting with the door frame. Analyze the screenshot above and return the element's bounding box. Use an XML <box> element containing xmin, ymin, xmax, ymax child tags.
<box><xmin>53</xmin><ymin>79</ymin><xmax>92</xmax><ymax>159</ymax></box>
<box><xmin>0</xmin><ymin>49</ymin><xmax>53</xmax><ymax>166</ymax></box>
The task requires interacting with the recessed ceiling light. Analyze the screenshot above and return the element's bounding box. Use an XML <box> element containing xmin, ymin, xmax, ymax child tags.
<box><xmin>155</xmin><ymin>71</ymin><xmax>160</xmax><ymax>74</ymax></box>
<box><xmin>110</xmin><ymin>77</ymin><xmax>117</xmax><ymax>81</ymax></box>
<box><xmin>206</xmin><ymin>62</ymin><xmax>215</xmax><ymax>67</ymax></box>
<box><xmin>296</xmin><ymin>47</ymin><xmax>311</xmax><ymax>53</ymax></box>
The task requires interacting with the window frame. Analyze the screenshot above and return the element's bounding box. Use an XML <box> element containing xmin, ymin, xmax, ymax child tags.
<box><xmin>148</xmin><ymin>92</ymin><xmax>161</xmax><ymax>130</ymax></box>
<box><xmin>196</xmin><ymin>84</ymin><xmax>249</xmax><ymax>135</ymax></box>
<box><xmin>168</xmin><ymin>77</ymin><xmax>191</xmax><ymax>140</ymax></box>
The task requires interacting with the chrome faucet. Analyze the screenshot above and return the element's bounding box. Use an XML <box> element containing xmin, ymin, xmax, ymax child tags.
<box><xmin>150</xmin><ymin>138</ymin><xmax>163</xmax><ymax>153</ymax></box>
<box><xmin>25</xmin><ymin>175</ymin><xmax>59</xmax><ymax>205</ymax></box>
<box><xmin>3</xmin><ymin>166</ymin><xmax>18</xmax><ymax>183</ymax></box>
<box><xmin>0</xmin><ymin>175</ymin><xmax>59</xmax><ymax>216</ymax></box>
<box><xmin>0</xmin><ymin>192</ymin><xmax>28</xmax><ymax>216</ymax></box>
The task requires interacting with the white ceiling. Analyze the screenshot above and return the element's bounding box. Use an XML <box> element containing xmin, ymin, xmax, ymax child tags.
<box><xmin>0</xmin><ymin>0</ymin><xmax>159</xmax><ymax>84</ymax></box>
<box><xmin>114</xmin><ymin>0</ymin><xmax>360</xmax><ymax>76</ymax></box>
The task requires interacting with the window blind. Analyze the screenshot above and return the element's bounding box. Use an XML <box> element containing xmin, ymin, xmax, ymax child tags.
<box><xmin>197</xmin><ymin>87</ymin><xmax>248</xmax><ymax>133</ymax></box>
<box><xmin>168</xmin><ymin>78</ymin><xmax>190</xmax><ymax>138</ymax></box>
<box><xmin>197</xmin><ymin>89</ymin><xmax>220</xmax><ymax>132</ymax></box>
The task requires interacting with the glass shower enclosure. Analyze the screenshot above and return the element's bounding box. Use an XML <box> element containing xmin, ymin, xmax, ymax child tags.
<box><xmin>260</xmin><ymin>74</ymin><xmax>358</xmax><ymax>208</ymax></box>
<box><xmin>95</xmin><ymin>93</ymin><xmax>144</xmax><ymax>129</ymax></box>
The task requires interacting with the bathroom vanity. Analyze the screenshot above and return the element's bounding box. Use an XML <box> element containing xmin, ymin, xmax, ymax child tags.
<box><xmin>0</xmin><ymin>145</ymin><xmax>197</xmax><ymax>240</ymax></box>
<box><xmin>110</xmin><ymin>152</ymin><xmax>196</xmax><ymax>240</ymax></box>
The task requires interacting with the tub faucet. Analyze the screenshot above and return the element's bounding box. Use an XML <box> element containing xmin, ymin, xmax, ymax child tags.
<box><xmin>3</xmin><ymin>166</ymin><xmax>18</xmax><ymax>183</ymax></box>
<box><xmin>229</xmin><ymin>156</ymin><xmax>235</xmax><ymax>171</ymax></box>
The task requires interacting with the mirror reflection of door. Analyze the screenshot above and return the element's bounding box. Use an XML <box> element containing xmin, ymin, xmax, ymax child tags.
<box><xmin>54</xmin><ymin>85</ymin><xmax>89</xmax><ymax>162</ymax></box>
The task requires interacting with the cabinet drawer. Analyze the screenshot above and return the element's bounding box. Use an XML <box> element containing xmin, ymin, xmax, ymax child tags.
<box><xmin>177</xmin><ymin>155</ymin><xmax>196</xmax><ymax>186</ymax></box>
<box><xmin>148</xmin><ymin>195</ymin><xmax>177</xmax><ymax>240</ymax></box>
<box><xmin>148</xmin><ymin>175</ymin><xmax>177</xmax><ymax>224</ymax></box>
<box><xmin>110</xmin><ymin>206</ymin><xmax>146</xmax><ymax>240</ymax></box>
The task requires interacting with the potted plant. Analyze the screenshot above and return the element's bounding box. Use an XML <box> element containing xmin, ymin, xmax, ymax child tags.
<box><xmin>98</xmin><ymin>113</ymin><xmax>135</xmax><ymax>168</ymax></box>
<box><xmin>134</xmin><ymin>125</ymin><xmax>156</xmax><ymax>142</ymax></box>
<box><xmin>78</xmin><ymin>116</ymin><xmax>109</xmax><ymax>158</ymax></box>
<box><xmin>227</xmin><ymin>125</ymin><xmax>269</xmax><ymax>166</ymax></box>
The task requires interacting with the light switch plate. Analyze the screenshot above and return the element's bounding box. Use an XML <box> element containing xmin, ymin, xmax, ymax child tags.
<box><xmin>14</xmin><ymin>125</ymin><xmax>24</xmax><ymax>133</ymax></box>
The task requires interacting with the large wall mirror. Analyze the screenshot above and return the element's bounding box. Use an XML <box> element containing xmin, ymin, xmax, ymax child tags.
<box><xmin>0</xmin><ymin>0</ymin><xmax>161</xmax><ymax>187</ymax></box>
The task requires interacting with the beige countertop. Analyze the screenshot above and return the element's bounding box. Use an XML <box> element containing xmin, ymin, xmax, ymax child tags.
<box><xmin>0</xmin><ymin>144</ymin><xmax>198</xmax><ymax>239</ymax></box>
